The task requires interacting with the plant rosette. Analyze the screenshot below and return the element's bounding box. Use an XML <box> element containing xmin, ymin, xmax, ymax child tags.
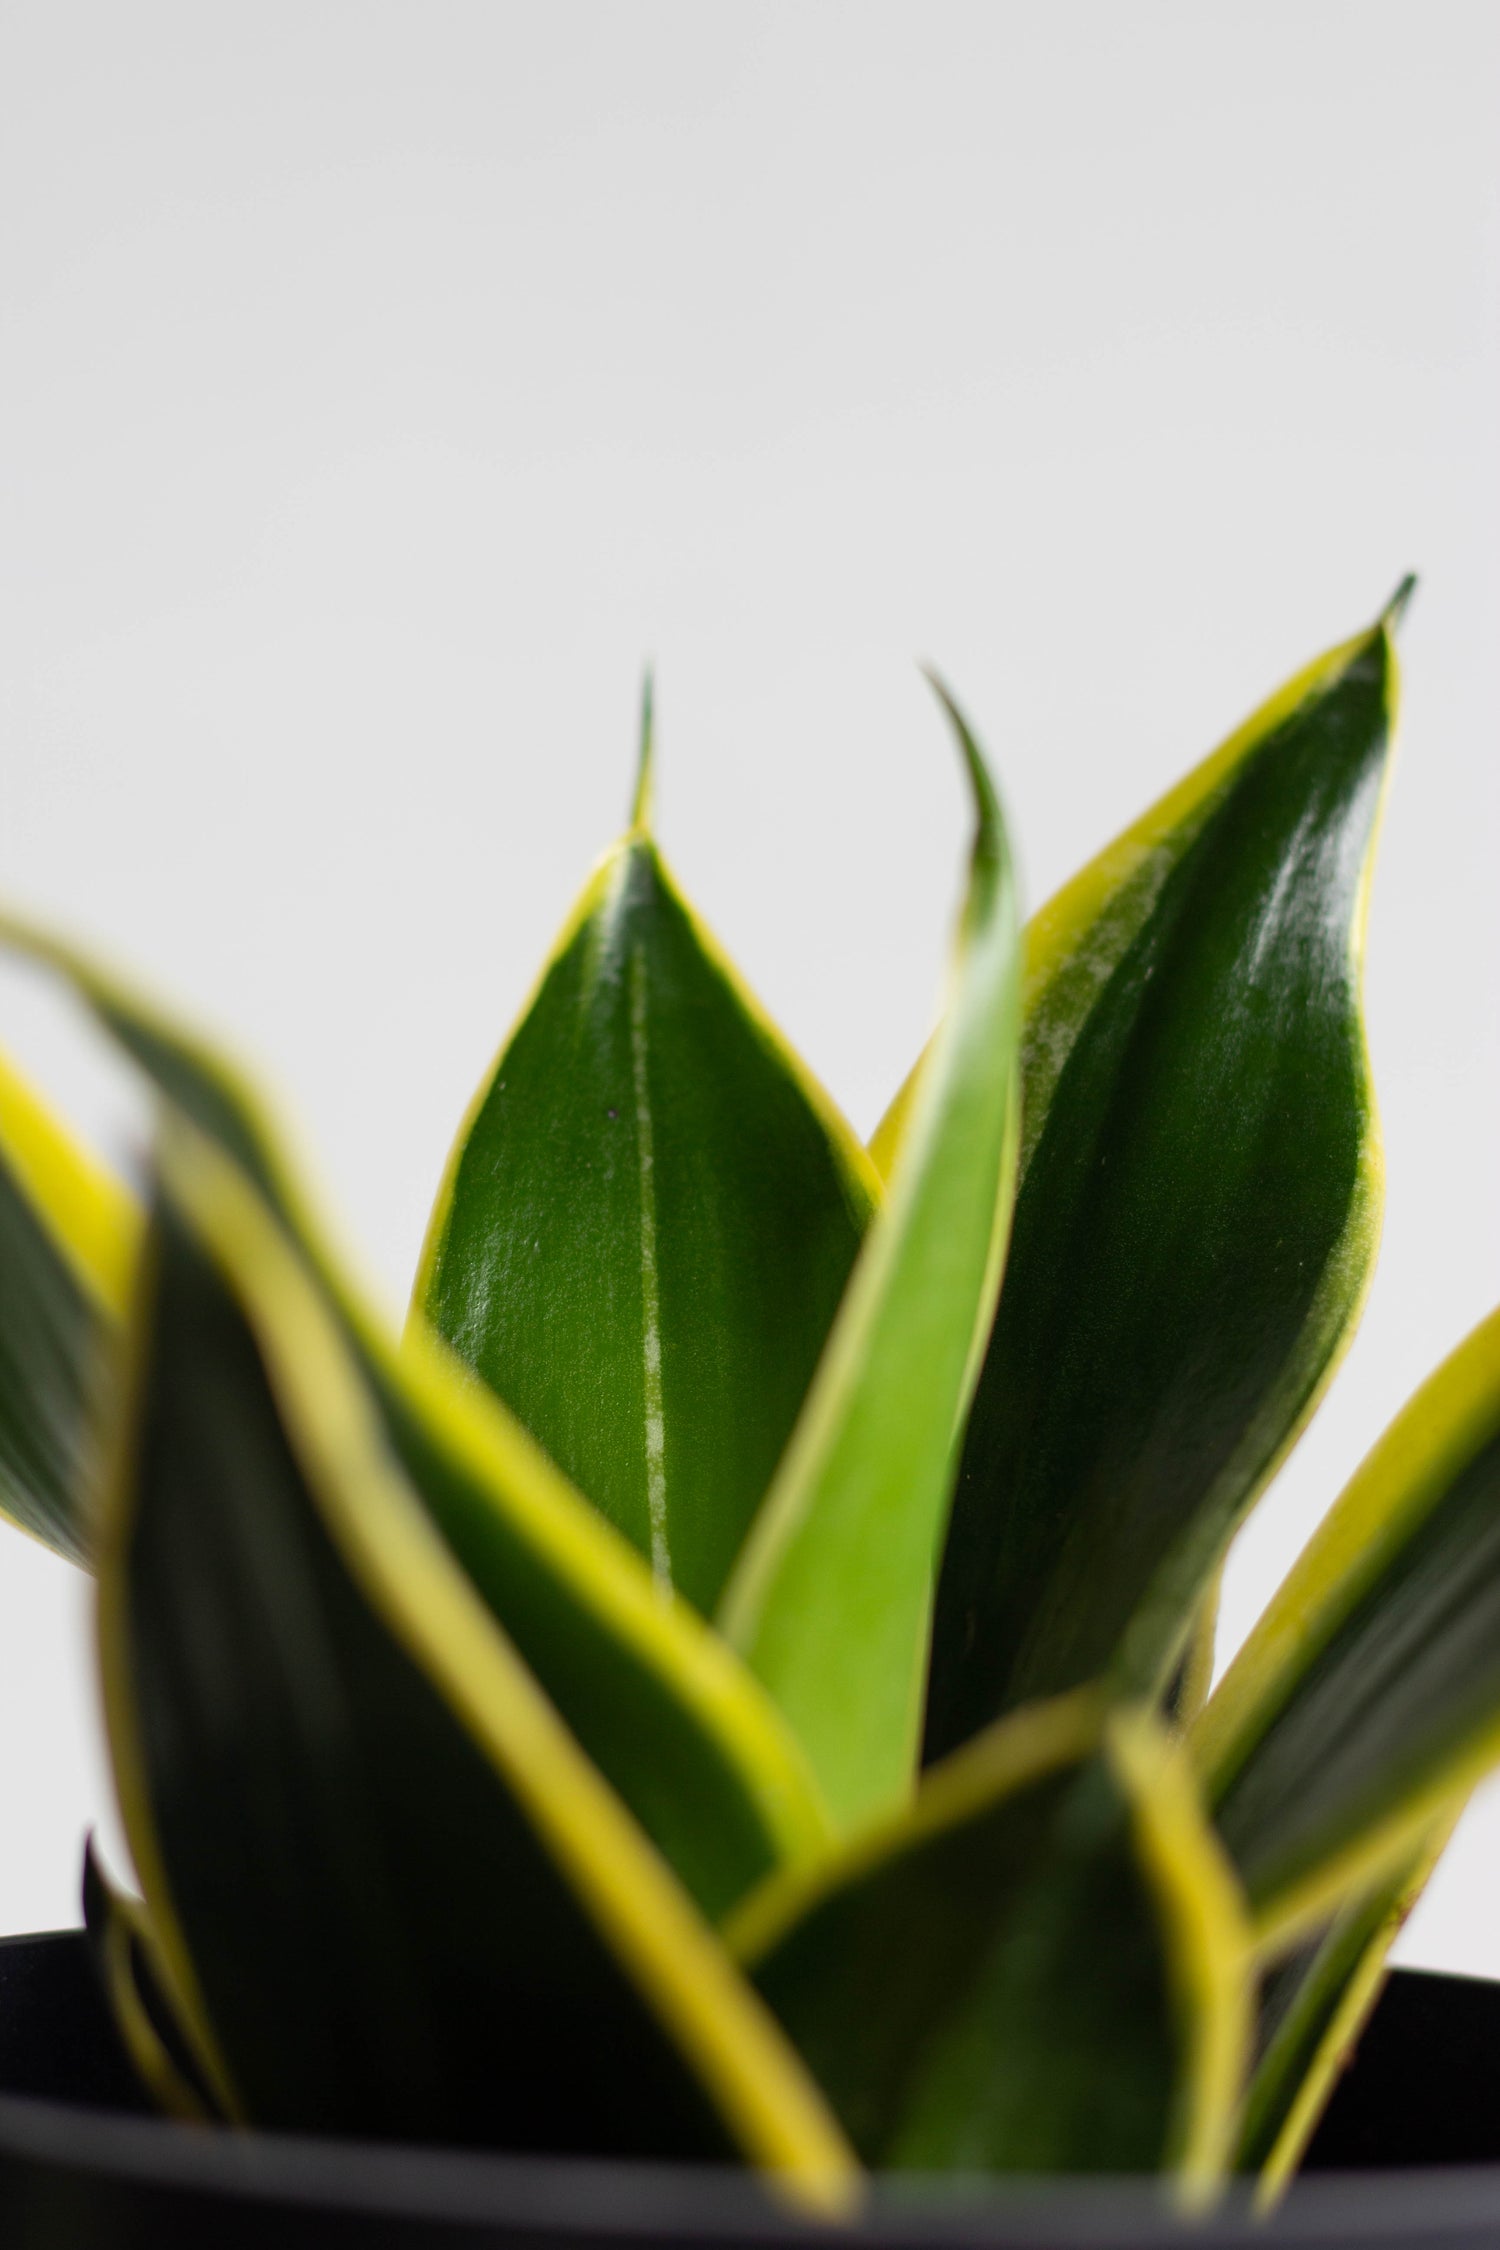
<box><xmin>2</xmin><ymin>580</ymin><xmax>1499</xmax><ymax>2232</ymax></box>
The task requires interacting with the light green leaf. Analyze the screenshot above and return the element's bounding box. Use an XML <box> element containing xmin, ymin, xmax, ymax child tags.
<box><xmin>100</xmin><ymin>1121</ymin><xmax>858</xmax><ymax>2201</ymax></box>
<box><xmin>719</xmin><ymin>681</ymin><xmax>1022</xmax><ymax>1827</ymax></box>
<box><xmin>727</xmin><ymin>1699</ymin><xmax>1250</xmax><ymax>2199</ymax></box>
<box><xmin>0</xmin><ymin>1047</ymin><xmax>140</xmax><ymax>1563</ymax></box>
<box><xmin>0</xmin><ymin>914</ymin><xmax>830</xmax><ymax>1918</ymax></box>
<box><xmin>1193</xmin><ymin>1302</ymin><xmax>1500</xmax><ymax>1950</ymax></box>
<box><xmin>413</xmin><ymin>693</ymin><xmax>877</xmax><ymax>1614</ymax></box>
<box><xmin>925</xmin><ymin>592</ymin><xmax>1405</xmax><ymax>1761</ymax></box>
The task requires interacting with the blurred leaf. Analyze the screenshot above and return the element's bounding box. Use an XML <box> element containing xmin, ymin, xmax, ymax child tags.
<box><xmin>1194</xmin><ymin>1303</ymin><xmax>1500</xmax><ymax>1948</ymax></box>
<box><xmin>1237</xmin><ymin>1822</ymin><xmax>1451</xmax><ymax>2198</ymax></box>
<box><xmin>414</xmin><ymin>694</ymin><xmax>877</xmax><ymax>1613</ymax></box>
<box><xmin>0</xmin><ymin>916</ymin><xmax>829</xmax><ymax>1918</ymax></box>
<box><xmin>925</xmin><ymin>594</ymin><xmax>1406</xmax><ymax>1760</ymax></box>
<box><xmin>866</xmin><ymin>1045</ymin><xmax>924</xmax><ymax>1183</ymax></box>
<box><xmin>720</xmin><ymin>683</ymin><xmax>1022</xmax><ymax>1826</ymax></box>
<box><xmin>99</xmin><ymin>1121</ymin><xmax>858</xmax><ymax>2200</ymax></box>
<box><xmin>82</xmin><ymin>1836</ymin><xmax>217</xmax><ymax>2121</ymax></box>
<box><xmin>1163</xmin><ymin>1569</ymin><xmax>1223</xmax><ymax>1729</ymax></box>
<box><xmin>0</xmin><ymin>1047</ymin><xmax>140</xmax><ymax>1563</ymax></box>
<box><xmin>728</xmin><ymin>1700</ymin><xmax>1249</xmax><ymax>2199</ymax></box>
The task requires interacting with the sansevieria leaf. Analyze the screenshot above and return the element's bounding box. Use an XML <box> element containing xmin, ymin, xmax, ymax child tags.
<box><xmin>0</xmin><ymin>590</ymin><xmax>1477</xmax><ymax>2197</ymax></box>
<box><xmin>726</xmin><ymin>1698</ymin><xmax>1249</xmax><ymax>2200</ymax></box>
<box><xmin>1193</xmin><ymin>1302</ymin><xmax>1500</xmax><ymax>1948</ymax></box>
<box><xmin>0</xmin><ymin>914</ymin><xmax>830</xmax><ymax>1917</ymax></box>
<box><xmin>1236</xmin><ymin>1822</ymin><xmax>1453</xmax><ymax>2197</ymax></box>
<box><xmin>925</xmin><ymin>591</ymin><xmax>1406</xmax><ymax>1760</ymax></box>
<box><xmin>719</xmin><ymin>682</ymin><xmax>1022</xmax><ymax>1827</ymax></box>
<box><xmin>415</xmin><ymin>694</ymin><xmax>877</xmax><ymax>1614</ymax></box>
<box><xmin>81</xmin><ymin>1836</ymin><xmax>218</xmax><ymax>2122</ymax></box>
<box><xmin>100</xmin><ymin>1121</ymin><xmax>857</xmax><ymax>2202</ymax></box>
<box><xmin>0</xmin><ymin>1046</ymin><xmax>139</xmax><ymax>1563</ymax></box>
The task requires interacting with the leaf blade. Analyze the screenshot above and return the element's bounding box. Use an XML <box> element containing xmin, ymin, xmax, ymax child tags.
<box><xmin>1194</xmin><ymin>1304</ymin><xmax>1500</xmax><ymax>1946</ymax></box>
<box><xmin>719</xmin><ymin>684</ymin><xmax>1022</xmax><ymax>1826</ymax></box>
<box><xmin>81</xmin><ymin>1837</ymin><xmax>217</xmax><ymax>2122</ymax></box>
<box><xmin>0</xmin><ymin>914</ymin><xmax>830</xmax><ymax>1917</ymax></box>
<box><xmin>101</xmin><ymin>1122</ymin><xmax>857</xmax><ymax>2200</ymax></box>
<box><xmin>0</xmin><ymin>1046</ymin><xmax>141</xmax><ymax>1562</ymax></box>
<box><xmin>1237</xmin><ymin>1821</ymin><xmax>1452</xmax><ymax>2198</ymax></box>
<box><xmin>730</xmin><ymin>1700</ymin><xmax>1250</xmax><ymax>2196</ymax></box>
<box><xmin>926</xmin><ymin>602</ymin><xmax>1400</xmax><ymax>1758</ymax></box>
<box><xmin>415</xmin><ymin>779</ymin><xmax>877</xmax><ymax>1613</ymax></box>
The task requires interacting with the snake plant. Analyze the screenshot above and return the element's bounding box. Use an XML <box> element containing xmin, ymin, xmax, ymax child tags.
<box><xmin>3</xmin><ymin>578</ymin><xmax>1497</xmax><ymax>2214</ymax></box>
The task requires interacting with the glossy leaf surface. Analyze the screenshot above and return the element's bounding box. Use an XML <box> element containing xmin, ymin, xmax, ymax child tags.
<box><xmin>925</xmin><ymin>601</ymin><xmax>1402</xmax><ymax>1760</ymax></box>
<box><xmin>1195</xmin><ymin>1305</ymin><xmax>1500</xmax><ymax>1946</ymax></box>
<box><xmin>728</xmin><ymin>1701</ymin><xmax>1249</xmax><ymax>2195</ymax></box>
<box><xmin>720</xmin><ymin>685</ymin><xmax>1022</xmax><ymax>1826</ymax></box>
<box><xmin>415</xmin><ymin>741</ymin><xmax>875</xmax><ymax>1614</ymax></box>
<box><xmin>0</xmin><ymin>1048</ymin><xmax>139</xmax><ymax>1563</ymax></box>
<box><xmin>100</xmin><ymin>1126</ymin><xmax>856</xmax><ymax>2199</ymax></box>
<box><xmin>0</xmin><ymin>916</ymin><xmax>829</xmax><ymax>1919</ymax></box>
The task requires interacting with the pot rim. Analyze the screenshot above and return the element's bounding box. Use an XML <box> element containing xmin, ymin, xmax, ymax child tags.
<box><xmin>7</xmin><ymin>2085</ymin><xmax>1500</xmax><ymax>2248</ymax></box>
<box><xmin>3</xmin><ymin>1932</ymin><xmax>1498</xmax><ymax>2248</ymax></box>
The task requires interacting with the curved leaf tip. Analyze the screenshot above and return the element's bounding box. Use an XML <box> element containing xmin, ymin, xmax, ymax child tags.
<box><xmin>630</xmin><ymin>669</ymin><xmax>656</xmax><ymax>833</ymax></box>
<box><xmin>719</xmin><ymin>677</ymin><xmax>1020</xmax><ymax>1826</ymax></box>
<box><xmin>921</xmin><ymin>667</ymin><xmax>1002</xmax><ymax>875</ymax></box>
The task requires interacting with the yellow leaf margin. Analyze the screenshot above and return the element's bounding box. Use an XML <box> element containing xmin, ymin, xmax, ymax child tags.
<box><xmin>1194</xmin><ymin>1302</ymin><xmax>1500</xmax><ymax>1950</ymax></box>
<box><xmin>726</xmin><ymin>1691</ymin><xmax>1252</xmax><ymax>2210</ymax></box>
<box><xmin>0</xmin><ymin>907</ymin><xmax>833</xmax><ymax>1878</ymax></box>
<box><xmin>0</xmin><ymin>1045</ymin><xmax>139</xmax><ymax>1318</ymax></box>
<box><xmin>102</xmin><ymin>1122</ymin><xmax>860</xmax><ymax>2212</ymax></box>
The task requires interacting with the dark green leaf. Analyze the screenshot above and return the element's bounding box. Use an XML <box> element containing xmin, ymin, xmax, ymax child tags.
<box><xmin>100</xmin><ymin>1124</ymin><xmax>857</xmax><ymax>2197</ymax></box>
<box><xmin>1194</xmin><ymin>1304</ymin><xmax>1500</xmax><ymax>1946</ymax></box>
<box><xmin>1235</xmin><ymin>1833</ymin><xmax>1442</xmax><ymax>2192</ymax></box>
<box><xmin>719</xmin><ymin>684</ymin><xmax>1022</xmax><ymax>1826</ymax></box>
<box><xmin>0</xmin><ymin>917</ymin><xmax>830</xmax><ymax>1919</ymax></box>
<box><xmin>414</xmin><ymin>715</ymin><xmax>876</xmax><ymax>1614</ymax></box>
<box><xmin>727</xmin><ymin>1701</ymin><xmax>1250</xmax><ymax>2196</ymax></box>
<box><xmin>926</xmin><ymin>599</ymin><xmax>1403</xmax><ymax>1759</ymax></box>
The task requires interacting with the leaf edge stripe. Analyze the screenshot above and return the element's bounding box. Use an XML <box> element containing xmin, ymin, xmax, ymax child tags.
<box><xmin>1107</xmin><ymin>1712</ymin><xmax>1253</xmax><ymax>2210</ymax></box>
<box><xmin>409</xmin><ymin>836</ymin><xmax>882</xmax><ymax>1328</ymax></box>
<box><xmin>0</xmin><ymin>908</ymin><xmax>835</xmax><ymax>1871</ymax></box>
<box><xmin>1193</xmin><ymin>1305</ymin><xmax>1500</xmax><ymax>1803</ymax></box>
<box><xmin>158</xmin><ymin>1125</ymin><xmax>861</xmax><ymax>2210</ymax></box>
<box><xmin>723</xmin><ymin>1689</ymin><xmax>1104</xmax><ymax>1966</ymax></box>
<box><xmin>1252</xmin><ymin>1814</ymin><xmax>1458</xmax><ymax>2211</ymax></box>
<box><xmin>0</xmin><ymin>1044</ymin><xmax>141</xmax><ymax>1317</ymax></box>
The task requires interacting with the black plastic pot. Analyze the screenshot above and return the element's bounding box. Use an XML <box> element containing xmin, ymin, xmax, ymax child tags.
<box><xmin>1</xmin><ymin>1932</ymin><xmax>1497</xmax><ymax>2249</ymax></box>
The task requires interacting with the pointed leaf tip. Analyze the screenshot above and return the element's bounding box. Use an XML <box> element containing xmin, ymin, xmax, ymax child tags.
<box><xmin>924</xmin><ymin>606</ymin><xmax>1397</xmax><ymax>1759</ymax></box>
<box><xmin>920</xmin><ymin>666</ymin><xmax>1001</xmax><ymax>861</ymax></box>
<box><xmin>720</xmin><ymin>664</ymin><xmax>1020</xmax><ymax>1825</ymax></box>
<box><xmin>630</xmin><ymin>670</ymin><xmax>656</xmax><ymax>832</ymax></box>
<box><xmin>1381</xmin><ymin>574</ymin><xmax>1418</xmax><ymax>633</ymax></box>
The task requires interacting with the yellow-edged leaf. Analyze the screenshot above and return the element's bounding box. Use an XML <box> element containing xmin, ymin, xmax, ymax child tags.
<box><xmin>99</xmin><ymin>1119</ymin><xmax>858</xmax><ymax>2199</ymax></box>
<box><xmin>719</xmin><ymin>682</ymin><xmax>1021</xmax><ymax>1827</ymax></box>
<box><xmin>0</xmin><ymin>913</ymin><xmax>829</xmax><ymax>1917</ymax></box>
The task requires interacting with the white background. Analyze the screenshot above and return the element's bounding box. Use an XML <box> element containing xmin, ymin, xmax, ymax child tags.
<box><xmin>0</xmin><ymin>3</ymin><xmax>1497</xmax><ymax>1972</ymax></box>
